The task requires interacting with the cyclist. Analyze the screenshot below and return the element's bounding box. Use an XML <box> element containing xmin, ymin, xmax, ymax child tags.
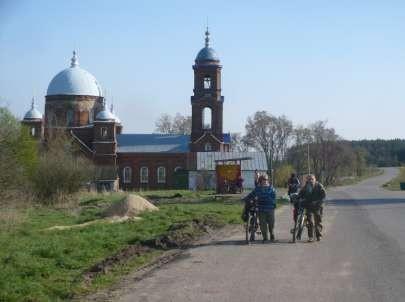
<box><xmin>243</xmin><ymin>174</ymin><xmax>276</xmax><ymax>242</ymax></box>
<box><xmin>298</xmin><ymin>174</ymin><xmax>326</xmax><ymax>242</ymax></box>
<box><xmin>287</xmin><ymin>173</ymin><xmax>300</xmax><ymax>196</ymax></box>
<box><xmin>287</xmin><ymin>173</ymin><xmax>301</xmax><ymax>228</ymax></box>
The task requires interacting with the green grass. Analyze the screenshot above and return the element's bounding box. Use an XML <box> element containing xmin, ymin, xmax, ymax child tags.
<box><xmin>0</xmin><ymin>192</ymin><xmax>242</xmax><ymax>301</ymax></box>
<box><xmin>0</xmin><ymin>190</ymin><xmax>286</xmax><ymax>301</ymax></box>
<box><xmin>382</xmin><ymin>167</ymin><xmax>405</xmax><ymax>191</ymax></box>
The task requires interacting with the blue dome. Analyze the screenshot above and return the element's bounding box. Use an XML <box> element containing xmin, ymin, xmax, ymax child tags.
<box><xmin>23</xmin><ymin>98</ymin><xmax>42</xmax><ymax>120</ymax></box>
<box><xmin>24</xmin><ymin>107</ymin><xmax>42</xmax><ymax>120</ymax></box>
<box><xmin>96</xmin><ymin>109</ymin><xmax>115</xmax><ymax>121</ymax></box>
<box><xmin>195</xmin><ymin>46</ymin><xmax>219</xmax><ymax>63</ymax></box>
<box><xmin>47</xmin><ymin>51</ymin><xmax>103</xmax><ymax>97</ymax></box>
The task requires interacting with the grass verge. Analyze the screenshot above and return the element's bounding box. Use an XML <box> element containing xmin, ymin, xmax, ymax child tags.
<box><xmin>334</xmin><ymin>167</ymin><xmax>383</xmax><ymax>186</ymax></box>
<box><xmin>0</xmin><ymin>190</ymin><xmax>286</xmax><ymax>301</ymax></box>
<box><xmin>382</xmin><ymin>167</ymin><xmax>405</xmax><ymax>191</ymax></box>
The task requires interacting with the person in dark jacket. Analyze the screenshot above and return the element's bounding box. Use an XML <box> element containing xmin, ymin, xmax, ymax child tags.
<box><xmin>254</xmin><ymin>170</ymin><xmax>260</xmax><ymax>187</ymax></box>
<box><xmin>243</xmin><ymin>174</ymin><xmax>277</xmax><ymax>242</ymax></box>
<box><xmin>287</xmin><ymin>173</ymin><xmax>300</xmax><ymax>196</ymax></box>
<box><xmin>288</xmin><ymin>173</ymin><xmax>301</xmax><ymax>227</ymax></box>
<box><xmin>298</xmin><ymin>174</ymin><xmax>326</xmax><ymax>242</ymax></box>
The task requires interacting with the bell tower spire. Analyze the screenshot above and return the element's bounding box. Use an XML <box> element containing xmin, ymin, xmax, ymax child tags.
<box><xmin>190</xmin><ymin>28</ymin><xmax>229</xmax><ymax>152</ymax></box>
<box><xmin>205</xmin><ymin>27</ymin><xmax>210</xmax><ymax>47</ymax></box>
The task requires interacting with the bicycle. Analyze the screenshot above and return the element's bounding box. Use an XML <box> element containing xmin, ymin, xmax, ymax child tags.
<box><xmin>290</xmin><ymin>194</ymin><xmax>307</xmax><ymax>243</ymax></box>
<box><xmin>245</xmin><ymin>200</ymin><xmax>259</xmax><ymax>244</ymax></box>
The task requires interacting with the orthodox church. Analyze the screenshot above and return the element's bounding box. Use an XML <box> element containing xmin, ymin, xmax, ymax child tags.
<box><xmin>21</xmin><ymin>29</ymin><xmax>267</xmax><ymax>190</ymax></box>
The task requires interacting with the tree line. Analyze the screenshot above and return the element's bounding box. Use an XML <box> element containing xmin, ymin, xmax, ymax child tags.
<box><xmin>155</xmin><ymin>112</ymin><xmax>379</xmax><ymax>186</ymax></box>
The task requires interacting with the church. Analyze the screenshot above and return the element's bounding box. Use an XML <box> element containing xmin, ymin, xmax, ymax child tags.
<box><xmin>21</xmin><ymin>29</ymin><xmax>267</xmax><ymax>190</ymax></box>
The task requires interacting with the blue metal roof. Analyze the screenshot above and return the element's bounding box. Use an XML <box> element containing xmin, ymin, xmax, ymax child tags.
<box><xmin>117</xmin><ymin>134</ymin><xmax>190</xmax><ymax>153</ymax></box>
<box><xmin>223</xmin><ymin>133</ymin><xmax>231</xmax><ymax>144</ymax></box>
<box><xmin>117</xmin><ymin>133</ymin><xmax>230</xmax><ymax>153</ymax></box>
<box><xmin>195</xmin><ymin>47</ymin><xmax>219</xmax><ymax>63</ymax></box>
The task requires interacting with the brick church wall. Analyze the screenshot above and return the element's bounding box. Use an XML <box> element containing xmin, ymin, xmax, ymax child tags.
<box><xmin>117</xmin><ymin>153</ymin><xmax>190</xmax><ymax>190</ymax></box>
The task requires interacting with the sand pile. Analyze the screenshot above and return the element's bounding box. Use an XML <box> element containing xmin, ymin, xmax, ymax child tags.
<box><xmin>103</xmin><ymin>194</ymin><xmax>158</xmax><ymax>219</ymax></box>
<box><xmin>45</xmin><ymin>194</ymin><xmax>157</xmax><ymax>231</ymax></box>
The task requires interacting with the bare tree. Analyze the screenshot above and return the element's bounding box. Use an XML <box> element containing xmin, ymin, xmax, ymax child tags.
<box><xmin>286</xmin><ymin>121</ymin><xmax>367</xmax><ymax>185</ymax></box>
<box><xmin>230</xmin><ymin>132</ymin><xmax>248</xmax><ymax>152</ymax></box>
<box><xmin>155</xmin><ymin>113</ymin><xmax>191</xmax><ymax>135</ymax></box>
<box><xmin>155</xmin><ymin>114</ymin><xmax>173</xmax><ymax>134</ymax></box>
<box><xmin>172</xmin><ymin>113</ymin><xmax>191</xmax><ymax>135</ymax></box>
<box><xmin>274</xmin><ymin>115</ymin><xmax>293</xmax><ymax>161</ymax></box>
<box><xmin>243</xmin><ymin>111</ymin><xmax>293</xmax><ymax>175</ymax></box>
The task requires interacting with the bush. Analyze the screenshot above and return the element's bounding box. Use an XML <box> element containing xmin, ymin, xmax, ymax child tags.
<box><xmin>274</xmin><ymin>164</ymin><xmax>294</xmax><ymax>188</ymax></box>
<box><xmin>31</xmin><ymin>133</ymin><xmax>94</xmax><ymax>204</ymax></box>
<box><xmin>0</xmin><ymin>107</ymin><xmax>38</xmax><ymax>202</ymax></box>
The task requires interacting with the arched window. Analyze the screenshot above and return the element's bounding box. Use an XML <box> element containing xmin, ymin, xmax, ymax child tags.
<box><xmin>140</xmin><ymin>167</ymin><xmax>149</xmax><ymax>184</ymax></box>
<box><xmin>79</xmin><ymin>110</ymin><xmax>89</xmax><ymax>125</ymax></box>
<box><xmin>66</xmin><ymin>110</ymin><xmax>74</xmax><ymax>126</ymax></box>
<box><xmin>203</xmin><ymin>76</ymin><xmax>211</xmax><ymax>89</ymax></box>
<box><xmin>204</xmin><ymin>143</ymin><xmax>212</xmax><ymax>151</ymax></box>
<box><xmin>123</xmin><ymin>167</ymin><xmax>132</xmax><ymax>183</ymax></box>
<box><xmin>89</xmin><ymin>108</ymin><xmax>94</xmax><ymax>123</ymax></box>
<box><xmin>157</xmin><ymin>166</ymin><xmax>166</xmax><ymax>184</ymax></box>
<box><xmin>174</xmin><ymin>166</ymin><xmax>182</xmax><ymax>172</ymax></box>
<box><xmin>202</xmin><ymin>107</ymin><xmax>212</xmax><ymax>129</ymax></box>
<box><xmin>100</xmin><ymin>127</ymin><xmax>108</xmax><ymax>138</ymax></box>
<box><xmin>31</xmin><ymin>127</ymin><xmax>36</xmax><ymax>137</ymax></box>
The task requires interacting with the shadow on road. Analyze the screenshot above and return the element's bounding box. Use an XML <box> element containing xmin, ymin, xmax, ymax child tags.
<box><xmin>192</xmin><ymin>238</ymin><xmax>295</xmax><ymax>248</ymax></box>
<box><xmin>327</xmin><ymin>198</ymin><xmax>405</xmax><ymax>207</ymax></box>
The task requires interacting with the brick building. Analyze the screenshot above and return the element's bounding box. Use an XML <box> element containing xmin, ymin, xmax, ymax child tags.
<box><xmin>22</xmin><ymin>29</ymin><xmax>266</xmax><ymax>190</ymax></box>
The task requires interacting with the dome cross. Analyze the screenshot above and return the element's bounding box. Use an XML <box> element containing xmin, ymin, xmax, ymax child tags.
<box><xmin>205</xmin><ymin>27</ymin><xmax>210</xmax><ymax>47</ymax></box>
<box><xmin>70</xmin><ymin>50</ymin><xmax>79</xmax><ymax>67</ymax></box>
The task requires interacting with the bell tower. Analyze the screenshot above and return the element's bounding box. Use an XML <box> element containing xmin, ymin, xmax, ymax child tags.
<box><xmin>190</xmin><ymin>28</ymin><xmax>228</xmax><ymax>152</ymax></box>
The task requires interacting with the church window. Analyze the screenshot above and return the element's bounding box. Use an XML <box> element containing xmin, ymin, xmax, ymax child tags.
<box><xmin>157</xmin><ymin>166</ymin><xmax>166</xmax><ymax>184</ymax></box>
<box><xmin>89</xmin><ymin>109</ymin><xmax>94</xmax><ymax>123</ymax></box>
<box><xmin>204</xmin><ymin>76</ymin><xmax>211</xmax><ymax>89</ymax></box>
<box><xmin>204</xmin><ymin>143</ymin><xmax>212</xmax><ymax>151</ymax></box>
<box><xmin>80</xmin><ymin>110</ymin><xmax>89</xmax><ymax>125</ymax></box>
<box><xmin>66</xmin><ymin>110</ymin><xmax>74</xmax><ymax>126</ymax></box>
<box><xmin>101</xmin><ymin>127</ymin><xmax>108</xmax><ymax>138</ymax></box>
<box><xmin>140</xmin><ymin>167</ymin><xmax>149</xmax><ymax>183</ymax></box>
<box><xmin>123</xmin><ymin>166</ymin><xmax>132</xmax><ymax>183</ymax></box>
<box><xmin>31</xmin><ymin>127</ymin><xmax>36</xmax><ymax>137</ymax></box>
<box><xmin>202</xmin><ymin>107</ymin><xmax>212</xmax><ymax>129</ymax></box>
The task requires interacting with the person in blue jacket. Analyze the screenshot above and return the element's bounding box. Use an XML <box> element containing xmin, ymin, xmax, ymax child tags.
<box><xmin>243</xmin><ymin>173</ymin><xmax>277</xmax><ymax>242</ymax></box>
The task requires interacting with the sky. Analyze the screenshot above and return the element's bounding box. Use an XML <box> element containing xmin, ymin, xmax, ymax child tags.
<box><xmin>1</xmin><ymin>0</ymin><xmax>405</xmax><ymax>140</ymax></box>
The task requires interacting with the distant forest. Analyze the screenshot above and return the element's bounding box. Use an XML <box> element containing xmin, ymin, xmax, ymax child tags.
<box><xmin>351</xmin><ymin>139</ymin><xmax>405</xmax><ymax>167</ymax></box>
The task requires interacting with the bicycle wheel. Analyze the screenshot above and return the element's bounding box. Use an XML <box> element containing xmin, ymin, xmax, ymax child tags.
<box><xmin>246</xmin><ymin>214</ymin><xmax>252</xmax><ymax>244</ymax></box>
<box><xmin>250</xmin><ymin>215</ymin><xmax>256</xmax><ymax>241</ymax></box>
<box><xmin>296</xmin><ymin>210</ymin><xmax>305</xmax><ymax>240</ymax></box>
<box><xmin>292</xmin><ymin>217</ymin><xmax>298</xmax><ymax>243</ymax></box>
<box><xmin>245</xmin><ymin>214</ymin><xmax>256</xmax><ymax>244</ymax></box>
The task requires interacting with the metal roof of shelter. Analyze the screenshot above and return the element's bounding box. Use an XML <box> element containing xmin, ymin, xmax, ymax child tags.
<box><xmin>214</xmin><ymin>157</ymin><xmax>252</xmax><ymax>163</ymax></box>
<box><xmin>117</xmin><ymin>134</ymin><xmax>190</xmax><ymax>153</ymax></box>
<box><xmin>197</xmin><ymin>152</ymin><xmax>268</xmax><ymax>171</ymax></box>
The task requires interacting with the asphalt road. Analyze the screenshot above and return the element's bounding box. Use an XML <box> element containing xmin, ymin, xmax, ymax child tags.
<box><xmin>118</xmin><ymin>168</ymin><xmax>405</xmax><ymax>302</ymax></box>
